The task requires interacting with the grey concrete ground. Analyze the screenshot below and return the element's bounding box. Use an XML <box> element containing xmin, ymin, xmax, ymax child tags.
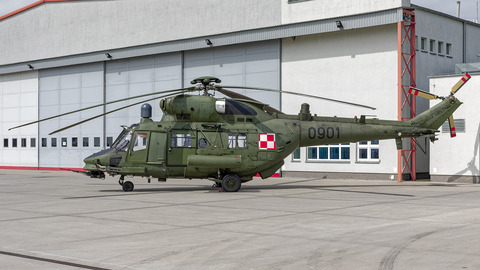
<box><xmin>1</xmin><ymin>170</ymin><xmax>480</xmax><ymax>270</ymax></box>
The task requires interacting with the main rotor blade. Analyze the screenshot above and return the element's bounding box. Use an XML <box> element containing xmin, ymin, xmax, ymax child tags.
<box><xmin>218</xmin><ymin>85</ymin><xmax>376</xmax><ymax>110</ymax></box>
<box><xmin>451</xmin><ymin>73</ymin><xmax>471</xmax><ymax>95</ymax></box>
<box><xmin>217</xmin><ymin>88</ymin><xmax>284</xmax><ymax>115</ymax></box>
<box><xmin>48</xmin><ymin>91</ymin><xmax>185</xmax><ymax>135</ymax></box>
<box><xmin>408</xmin><ymin>88</ymin><xmax>439</xmax><ymax>100</ymax></box>
<box><xmin>448</xmin><ymin>115</ymin><xmax>456</xmax><ymax>138</ymax></box>
<box><xmin>9</xmin><ymin>87</ymin><xmax>192</xmax><ymax>131</ymax></box>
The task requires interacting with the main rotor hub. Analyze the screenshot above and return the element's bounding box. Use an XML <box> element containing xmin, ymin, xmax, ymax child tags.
<box><xmin>191</xmin><ymin>76</ymin><xmax>221</xmax><ymax>96</ymax></box>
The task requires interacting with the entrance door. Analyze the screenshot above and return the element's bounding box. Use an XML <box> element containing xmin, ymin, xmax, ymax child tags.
<box><xmin>127</xmin><ymin>131</ymin><xmax>150</xmax><ymax>164</ymax></box>
<box><xmin>167</xmin><ymin>130</ymin><xmax>197</xmax><ymax>166</ymax></box>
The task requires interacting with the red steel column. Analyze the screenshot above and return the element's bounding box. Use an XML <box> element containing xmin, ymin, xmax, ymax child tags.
<box><xmin>397</xmin><ymin>9</ymin><xmax>416</xmax><ymax>182</ymax></box>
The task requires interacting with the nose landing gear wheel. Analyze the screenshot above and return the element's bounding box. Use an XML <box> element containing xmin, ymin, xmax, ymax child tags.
<box><xmin>122</xmin><ymin>181</ymin><xmax>134</xmax><ymax>192</ymax></box>
<box><xmin>221</xmin><ymin>174</ymin><xmax>241</xmax><ymax>192</ymax></box>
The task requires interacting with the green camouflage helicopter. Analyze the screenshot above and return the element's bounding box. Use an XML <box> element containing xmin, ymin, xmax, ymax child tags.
<box><xmin>10</xmin><ymin>74</ymin><xmax>471</xmax><ymax>192</ymax></box>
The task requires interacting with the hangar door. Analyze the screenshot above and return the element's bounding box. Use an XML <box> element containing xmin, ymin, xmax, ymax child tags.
<box><xmin>39</xmin><ymin>63</ymin><xmax>104</xmax><ymax>168</ymax></box>
<box><xmin>184</xmin><ymin>40</ymin><xmax>281</xmax><ymax>111</ymax></box>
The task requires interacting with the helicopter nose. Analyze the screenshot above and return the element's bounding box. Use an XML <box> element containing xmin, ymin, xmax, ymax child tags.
<box><xmin>83</xmin><ymin>148</ymin><xmax>118</xmax><ymax>171</ymax></box>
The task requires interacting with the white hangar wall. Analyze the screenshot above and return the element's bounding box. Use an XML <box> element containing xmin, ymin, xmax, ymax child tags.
<box><xmin>429</xmin><ymin>74</ymin><xmax>480</xmax><ymax>183</ymax></box>
<box><xmin>281</xmin><ymin>24</ymin><xmax>400</xmax><ymax>178</ymax></box>
<box><xmin>0</xmin><ymin>0</ymin><xmax>282</xmax><ymax>66</ymax></box>
<box><xmin>282</xmin><ymin>0</ymin><xmax>409</xmax><ymax>24</ymax></box>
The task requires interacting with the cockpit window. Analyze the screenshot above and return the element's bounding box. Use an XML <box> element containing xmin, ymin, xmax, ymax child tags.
<box><xmin>114</xmin><ymin>130</ymin><xmax>133</xmax><ymax>151</ymax></box>
<box><xmin>225</xmin><ymin>100</ymin><xmax>257</xmax><ymax>116</ymax></box>
<box><xmin>132</xmin><ymin>133</ymin><xmax>148</xmax><ymax>152</ymax></box>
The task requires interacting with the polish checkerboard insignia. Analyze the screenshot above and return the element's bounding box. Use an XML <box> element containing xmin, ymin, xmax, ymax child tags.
<box><xmin>259</xmin><ymin>133</ymin><xmax>275</xmax><ymax>150</ymax></box>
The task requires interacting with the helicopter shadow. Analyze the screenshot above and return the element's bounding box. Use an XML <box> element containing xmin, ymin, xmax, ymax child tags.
<box><xmin>448</xmin><ymin>121</ymin><xmax>480</xmax><ymax>183</ymax></box>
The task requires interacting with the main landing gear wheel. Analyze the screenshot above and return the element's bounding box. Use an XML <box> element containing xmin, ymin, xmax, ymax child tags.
<box><xmin>221</xmin><ymin>174</ymin><xmax>241</xmax><ymax>192</ymax></box>
<box><xmin>122</xmin><ymin>181</ymin><xmax>134</xmax><ymax>192</ymax></box>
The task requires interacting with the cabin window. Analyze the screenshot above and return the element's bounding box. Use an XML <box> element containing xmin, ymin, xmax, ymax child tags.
<box><xmin>199</xmin><ymin>138</ymin><xmax>208</xmax><ymax>148</ymax></box>
<box><xmin>357</xmin><ymin>141</ymin><xmax>379</xmax><ymax>161</ymax></box>
<box><xmin>307</xmin><ymin>144</ymin><xmax>350</xmax><ymax>161</ymax></box>
<box><xmin>171</xmin><ymin>134</ymin><xmax>192</xmax><ymax>148</ymax></box>
<box><xmin>228</xmin><ymin>133</ymin><xmax>236</xmax><ymax>148</ymax></box>
<box><xmin>238</xmin><ymin>133</ymin><xmax>247</xmax><ymax>148</ymax></box>
<box><xmin>132</xmin><ymin>133</ymin><xmax>148</xmax><ymax>151</ymax></box>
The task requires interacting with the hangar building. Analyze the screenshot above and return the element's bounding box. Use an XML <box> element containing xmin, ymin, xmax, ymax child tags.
<box><xmin>1</xmin><ymin>0</ymin><xmax>479</xmax><ymax>181</ymax></box>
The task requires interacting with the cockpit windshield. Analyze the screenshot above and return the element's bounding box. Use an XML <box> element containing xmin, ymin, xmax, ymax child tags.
<box><xmin>111</xmin><ymin>124</ymin><xmax>138</xmax><ymax>151</ymax></box>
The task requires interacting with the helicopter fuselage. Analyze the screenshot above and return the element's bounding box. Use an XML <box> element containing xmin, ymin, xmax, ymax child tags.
<box><xmin>83</xmin><ymin>94</ymin><xmax>461</xmax><ymax>186</ymax></box>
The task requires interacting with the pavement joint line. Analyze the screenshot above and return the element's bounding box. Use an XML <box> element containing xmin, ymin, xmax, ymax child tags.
<box><xmin>0</xmin><ymin>250</ymin><xmax>112</xmax><ymax>270</ymax></box>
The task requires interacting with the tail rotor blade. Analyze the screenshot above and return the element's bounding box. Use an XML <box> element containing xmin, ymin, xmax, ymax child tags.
<box><xmin>448</xmin><ymin>115</ymin><xmax>456</xmax><ymax>138</ymax></box>
<box><xmin>408</xmin><ymin>88</ymin><xmax>439</xmax><ymax>100</ymax></box>
<box><xmin>451</xmin><ymin>73</ymin><xmax>471</xmax><ymax>95</ymax></box>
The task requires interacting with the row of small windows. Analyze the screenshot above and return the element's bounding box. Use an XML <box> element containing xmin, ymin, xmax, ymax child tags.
<box><xmin>3</xmin><ymin>137</ymin><xmax>114</xmax><ymax>148</ymax></box>
<box><xmin>292</xmin><ymin>141</ymin><xmax>380</xmax><ymax>162</ymax></box>
<box><xmin>417</xmin><ymin>36</ymin><xmax>452</xmax><ymax>56</ymax></box>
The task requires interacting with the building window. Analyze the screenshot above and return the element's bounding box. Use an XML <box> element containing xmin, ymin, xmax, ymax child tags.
<box><xmin>358</xmin><ymin>141</ymin><xmax>379</xmax><ymax>161</ymax></box>
<box><xmin>292</xmin><ymin>148</ymin><xmax>301</xmax><ymax>161</ymax></box>
<box><xmin>94</xmin><ymin>137</ymin><xmax>101</xmax><ymax>147</ymax></box>
<box><xmin>442</xmin><ymin>119</ymin><xmax>465</xmax><ymax>133</ymax></box>
<box><xmin>438</xmin><ymin>41</ymin><xmax>444</xmax><ymax>54</ymax></box>
<box><xmin>83</xmin><ymin>137</ymin><xmax>89</xmax><ymax>147</ymax></box>
<box><xmin>307</xmin><ymin>144</ymin><xmax>350</xmax><ymax>160</ymax></box>
<box><xmin>106</xmin><ymin>137</ymin><xmax>113</xmax><ymax>147</ymax></box>
<box><xmin>421</xmin><ymin>37</ymin><xmax>427</xmax><ymax>50</ymax></box>
<box><xmin>21</xmin><ymin>138</ymin><xmax>27</xmax><ymax>148</ymax></box>
<box><xmin>61</xmin><ymin>137</ymin><xmax>67</xmax><ymax>147</ymax></box>
<box><xmin>51</xmin><ymin>138</ymin><xmax>57</xmax><ymax>147</ymax></box>
<box><xmin>30</xmin><ymin>138</ymin><xmax>36</xmax><ymax>148</ymax></box>
<box><xmin>446</xmin><ymin>43</ymin><xmax>452</xmax><ymax>55</ymax></box>
<box><xmin>3</xmin><ymin>139</ymin><xmax>8</xmax><ymax>147</ymax></box>
<box><xmin>72</xmin><ymin>137</ymin><xmax>78</xmax><ymax>147</ymax></box>
<box><xmin>42</xmin><ymin>138</ymin><xmax>47</xmax><ymax>147</ymax></box>
<box><xmin>430</xmin><ymin>39</ymin><xmax>435</xmax><ymax>52</ymax></box>
<box><xmin>12</xmin><ymin>138</ymin><xmax>17</xmax><ymax>148</ymax></box>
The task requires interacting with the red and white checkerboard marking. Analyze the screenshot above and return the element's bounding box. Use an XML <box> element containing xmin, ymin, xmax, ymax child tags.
<box><xmin>259</xmin><ymin>133</ymin><xmax>275</xmax><ymax>150</ymax></box>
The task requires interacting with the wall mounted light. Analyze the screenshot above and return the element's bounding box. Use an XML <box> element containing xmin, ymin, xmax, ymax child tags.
<box><xmin>27</xmin><ymin>64</ymin><xmax>34</xmax><ymax>70</ymax></box>
<box><xmin>336</xmin><ymin>20</ymin><xmax>343</xmax><ymax>28</ymax></box>
<box><xmin>205</xmin><ymin>39</ymin><xmax>212</xmax><ymax>46</ymax></box>
<box><xmin>105</xmin><ymin>53</ymin><xmax>112</xmax><ymax>59</ymax></box>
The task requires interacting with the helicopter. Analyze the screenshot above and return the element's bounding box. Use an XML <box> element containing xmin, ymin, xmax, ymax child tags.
<box><xmin>9</xmin><ymin>74</ymin><xmax>471</xmax><ymax>192</ymax></box>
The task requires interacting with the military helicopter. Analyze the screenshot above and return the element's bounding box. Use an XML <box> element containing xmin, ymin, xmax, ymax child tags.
<box><xmin>9</xmin><ymin>74</ymin><xmax>471</xmax><ymax>192</ymax></box>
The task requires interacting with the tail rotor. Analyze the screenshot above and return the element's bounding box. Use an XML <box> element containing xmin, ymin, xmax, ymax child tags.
<box><xmin>408</xmin><ymin>72</ymin><xmax>471</xmax><ymax>138</ymax></box>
